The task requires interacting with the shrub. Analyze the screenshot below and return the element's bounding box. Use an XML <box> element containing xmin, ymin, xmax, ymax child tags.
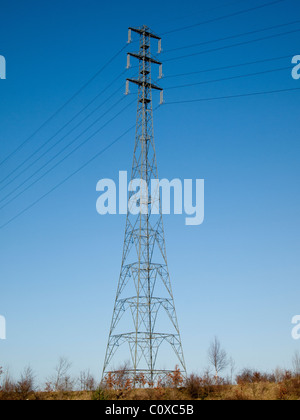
<box><xmin>236</xmin><ymin>369</ymin><xmax>275</xmax><ymax>385</ymax></box>
<box><xmin>14</xmin><ymin>366</ymin><xmax>36</xmax><ymax>400</ymax></box>
<box><xmin>92</xmin><ymin>387</ymin><xmax>109</xmax><ymax>400</ymax></box>
<box><xmin>185</xmin><ymin>373</ymin><xmax>215</xmax><ymax>400</ymax></box>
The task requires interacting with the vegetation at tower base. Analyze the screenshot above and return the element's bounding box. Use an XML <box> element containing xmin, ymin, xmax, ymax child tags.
<box><xmin>1</xmin><ymin>363</ymin><xmax>300</xmax><ymax>400</ymax></box>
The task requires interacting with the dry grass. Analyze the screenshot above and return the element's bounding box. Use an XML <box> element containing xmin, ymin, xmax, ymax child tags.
<box><xmin>1</xmin><ymin>365</ymin><xmax>300</xmax><ymax>400</ymax></box>
<box><xmin>2</xmin><ymin>379</ymin><xmax>297</xmax><ymax>400</ymax></box>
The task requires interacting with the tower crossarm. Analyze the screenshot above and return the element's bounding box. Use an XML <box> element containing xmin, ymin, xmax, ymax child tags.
<box><xmin>127</xmin><ymin>78</ymin><xmax>162</xmax><ymax>91</ymax></box>
<box><xmin>128</xmin><ymin>26</ymin><xmax>161</xmax><ymax>41</ymax></box>
<box><xmin>127</xmin><ymin>52</ymin><xmax>161</xmax><ymax>66</ymax></box>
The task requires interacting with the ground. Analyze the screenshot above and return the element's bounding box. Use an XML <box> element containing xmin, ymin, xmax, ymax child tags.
<box><xmin>1</xmin><ymin>379</ymin><xmax>300</xmax><ymax>400</ymax></box>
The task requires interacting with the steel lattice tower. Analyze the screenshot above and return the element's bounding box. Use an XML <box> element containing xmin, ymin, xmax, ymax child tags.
<box><xmin>102</xmin><ymin>26</ymin><xmax>186</xmax><ymax>385</ymax></box>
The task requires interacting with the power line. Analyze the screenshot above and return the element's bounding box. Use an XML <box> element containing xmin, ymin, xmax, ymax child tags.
<box><xmin>4</xmin><ymin>27</ymin><xmax>295</xmax><ymax>189</ymax></box>
<box><xmin>0</xmin><ymin>70</ymin><xmax>128</xmax><ymax>187</ymax></box>
<box><xmin>0</xmin><ymin>105</ymin><xmax>161</xmax><ymax>230</ymax></box>
<box><xmin>163</xmin><ymin>54</ymin><xmax>293</xmax><ymax>78</ymax></box>
<box><xmin>158</xmin><ymin>0</ymin><xmax>249</xmax><ymax>25</ymax></box>
<box><xmin>163</xmin><ymin>28</ymin><xmax>300</xmax><ymax>63</ymax></box>
<box><xmin>0</xmin><ymin>84</ymin><xmax>127</xmax><ymax>197</ymax></box>
<box><xmin>0</xmin><ymin>2</ymin><xmax>292</xmax><ymax>169</ymax></box>
<box><xmin>0</xmin><ymin>98</ymin><xmax>136</xmax><ymax>210</ymax></box>
<box><xmin>0</xmin><ymin>125</ymin><xmax>135</xmax><ymax>231</ymax></box>
<box><xmin>163</xmin><ymin>19</ymin><xmax>300</xmax><ymax>53</ymax></box>
<box><xmin>161</xmin><ymin>0</ymin><xmax>288</xmax><ymax>36</ymax></box>
<box><xmin>5</xmin><ymin>70</ymin><xmax>294</xmax><ymax>209</ymax></box>
<box><xmin>164</xmin><ymin>87</ymin><xmax>300</xmax><ymax>105</ymax></box>
<box><xmin>0</xmin><ymin>44</ymin><xmax>128</xmax><ymax>167</ymax></box>
<box><xmin>164</xmin><ymin>65</ymin><xmax>291</xmax><ymax>90</ymax></box>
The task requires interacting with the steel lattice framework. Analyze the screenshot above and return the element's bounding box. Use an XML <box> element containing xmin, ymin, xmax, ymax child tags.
<box><xmin>102</xmin><ymin>26</ymin><xmax>186</xmax><ymax>385</ymax></box>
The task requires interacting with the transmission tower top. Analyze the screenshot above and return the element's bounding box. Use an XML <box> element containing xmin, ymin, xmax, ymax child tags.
<box><xmin>128</xmin><ymin>25</ymin><xmax>162</xmax><ymax>50</ymax></box>
<box><xmin>125</xmin><ymin>25</ymin><xmax>163</xmax><ymax>105</ymax></box>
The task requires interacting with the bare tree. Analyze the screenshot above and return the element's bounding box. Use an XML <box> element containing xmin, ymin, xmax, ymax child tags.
<box><xmin>292</xmin><ymin>350</ymin><xmax>300</xmax><ymax>377</ymax></box>
<box><xmin>208</xmin><ymin>337</ymin><xmax>228</xmax><ymax>381</ymax></box>
<box><xmin>274</xmin><ymin>367</ymin><xmax>285</xmax><ymax>383</ymax></box>
<box><xmin>52</xmin><ymin>357</ymin><xmax>74</xmax><ymax>392</ymax></box>
<box><xmin>229</xmin><ymin>357</ymin><xmax>236</xmax><ymax>385</ymax></box>
<box><xmin>78</xmin><ymin>370</ymin><xmax>96</xmax><ymax>391</ymax></box>
<box><xmin>0</xmin><ymin>366</ymin><xmax>3</xmax><ymax>390</ymax></box>
<box><xmin>113</xmin><ymin>362</ymin><xmax>132</xmax><ymax>389</ymax></box>
<box><xmin>102</xmin><ymin>361</ymin><xmax>132</xmax><ymax>389</ymax></box>
<box><xmin>15</xmin><ymin>366</ymin><xmax>36</xmax><ymax>399</ymax></box>
<box><xmin>1</xmin><ymin>368</ymin><xmax>15</xmax><ymax>394</ymax></box>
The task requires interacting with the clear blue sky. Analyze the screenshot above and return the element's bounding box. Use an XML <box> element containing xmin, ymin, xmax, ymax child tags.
<box><xmin>0</xmin><ymin>0</ymin><xmax>299</xmax><ymax>385</ymax></box>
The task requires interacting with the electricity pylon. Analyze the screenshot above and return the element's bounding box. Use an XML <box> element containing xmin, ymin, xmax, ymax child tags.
<box><xmin>102</xmin><ymin>26</ymin><xmax>186</xmax><ymax>385</ymax></box>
